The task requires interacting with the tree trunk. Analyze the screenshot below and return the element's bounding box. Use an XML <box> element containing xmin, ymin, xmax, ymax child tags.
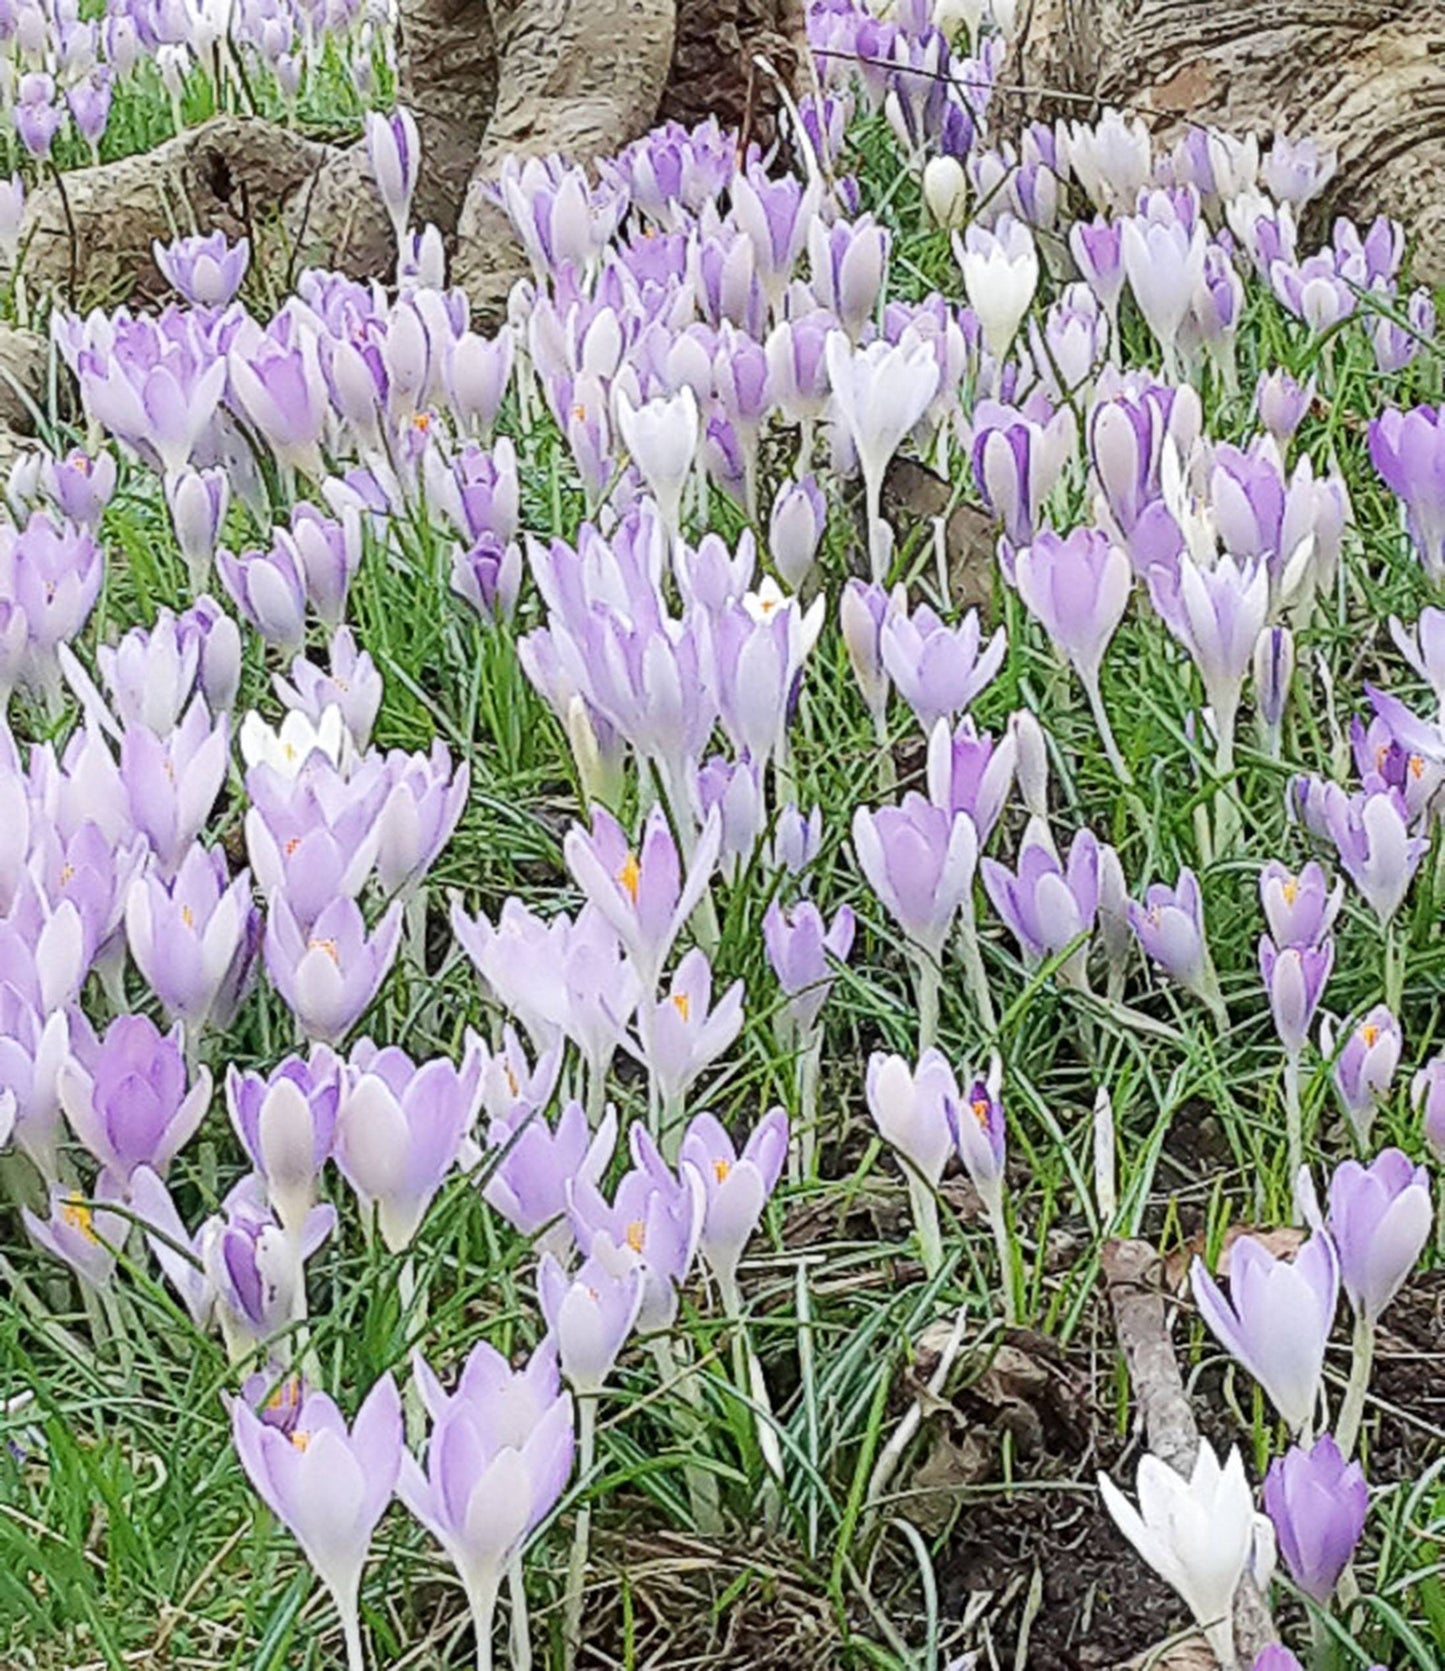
<box><xmin>1001</xmin><ymin>0</ymin><xmax>1445</xmax><ymax>281</ymax></box>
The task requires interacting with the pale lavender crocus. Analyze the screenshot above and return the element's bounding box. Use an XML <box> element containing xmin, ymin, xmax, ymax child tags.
<box><xmin>1412</xmin><ymin>1056</ymin><xmax>1445</xmax><ymax>1160</ymax></box>
<box><xmin>679</xmin><ymin>1108</ymin><xmax>788</xmax><ymax>1311</ymax></box>
<box><xmin>375</xmin><ymin>742</ymin><xmax>469</xmax><ymax>897</ymax></box>
<box><xmin>22</xmin><ymin>1177</ymin><xmax>127</xmax><ymax>1288</ymax></box>
<box><xmin>853</xmin><ymin>794</ymin><xmax>978</xmax><ymax>963</ymax></box>
<box><xmin>1369</xmin><ymin>405</ymin><xmax>1445</xmax><ymax>580</ymax></box>
<box><xmin>926</xmin><ymin>716</ymin><xmax>1016</xmax><ymax>845</ymax></box>
<box><xmin>537</xmin><ymin>1252</ymin><xmax>644</xmax><ymax>1395</ymax></box>
<box><xmin>334</xmin><ymin>1037</ymin><xmax>481</xmax><ymax>1251</ymax></box>
<box><xmin>563</xmin><ymin>803</ymin><xmax>720</xmax><ymax>994</ymax></box>
<box><xmin>1127</xmin><ymin>868</ymin><xmax>1225</xmax><ymax>1019</ymax></box>
<box><xmin>166</xmin><ymin>467</ymin><xmax>230</xmax><ymax>592</ymax></box>
<box><xmin>153</xmin><ymin>231</ymin><xmax>250</xmax><ymax>308</ymax></box>
<box><xmin>1259</xmin><ymin>936</ymin><xmax>1333</xmax><ymax>1057</ymax></box>
<box><xmin>1323</xmin><ymin>786</ymin><xmax>1425</xmax><ymax>928</ymax></box>
<box><xmin>982</xmin><ymin>818</ymin><xmax>1100</xmax><ymax>987</ymax></box>
<box><xmin>484</xmin><ymin>1100</ymin><xmax>618</xmax><ymax>1257</ymax></box>
<box><xmin>637</xmin><ymin>948</ymin><xmax>744</xmax><ymax>1119</ymax></box>
<box><xmin>205</xmin><ymin>1174</ymin><xmax>337</xmax><ymax>1355</ymax></box>
<box><xmin>1328</xmin><ymin>1149</ymin><xmax>1430</xmax><ymax>1326</ymax></box>
<box><xmin>1263</xmin><ymin>1434</ymin><xmax>1367</xmax><ymax>1605</ymax></box>
<box><xmin>58</xmin><ymin>1014</ymin><xmax>211</xmax><ymax>1184</ymax></box>
<box><xmin>264</xmin><ymin>895</ymin><xmax>404</xmax><ymax>1044</ymax></box>
<box><xmin>762</xmin><ymin>900</ymin><xmax>855</xmax><ymax>1034</ymax></box>
<box><xmin>365</xmin><ymin>106</ymin><xmax>420</xmax><ymax>245</ymax></box>
<box><xmin>1259</xmin><ymin>860</ymin><xmax>1341</xmax><ymax>949</ymax></box>
<box><xmin>1323</xmin><ymin>1005</ymin><xmax>1402</xmax><ymax>1146</ymax></box>
<box><xmin>227</xmin><ymin>1052</ymin><xmax>340</xmax><ymax>1235</ymax></box>
<box><xmin>275</xmin><ymin>628</ymin><xmax>384</xmax><ymax>751</ymax></box>
<box><xmin>769</xmin><ymin>476</ymin><xmax>826</xmax><ymax>590</ymax></box>
<box><xmin>1014</xmin><ymin>526</ymin><xmax>1132</xmax><ymax>778</ymax></box>
<box><xmin>880</xmin><ymin>600</ymin><xmax>1006</xmax><ymax>732</ymax></box>
<box><xmin>125</xmin><ymin>843</ymin><xmax>259</xmax><ymax>1032</ymax></box>
<box><xmin>399</xmin><ymin>1345</ymin><xmax>574</xmax><ymax>1671</ymax></box>
<box><xmin>231</xmin><ymin>1375</ymin><xmax>402</xmax><ymax>1671</ymax></box>
<box><xmin>1190</xmin><ymin>1229</ymin><xmax>1339</xmax><ymax>1435</ymax></box>
<box><xmin>951</xmin><ymin>1054</ymin><xmax>1017</xmax><ymax>1320</ymax></box>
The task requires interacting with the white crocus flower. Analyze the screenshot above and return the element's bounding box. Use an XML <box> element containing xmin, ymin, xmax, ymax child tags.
<box><xmin>239</xmin><ymin>705</ymin><xmax>349</xmax><ymax>781</ymax></box>
<box><xmin>614</xmin><ymin>385</ymin><xmax>699</xmax><ymax>540</ymax></box>
<box><xmin>1098</xmin><ymin>1442</ymin><xmax>1268</xmax><ymax>1670</ymax></box>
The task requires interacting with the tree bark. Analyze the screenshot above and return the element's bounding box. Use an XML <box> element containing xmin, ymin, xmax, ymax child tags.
<box><xmin>1001</xmin><ymin>0</ymin><xmax>1445</xmax><ymax>281</ymax></box>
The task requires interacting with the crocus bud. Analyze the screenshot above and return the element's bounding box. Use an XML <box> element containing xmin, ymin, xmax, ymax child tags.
<box><xmin>853</xmin><ymin>795</ymin><xmax>978</xmax><ymax>961</ymax></box>
<box><xmin>153</xmin><ymin>230</ymin><xmax>250</xmax><ymax>308</ymax></box>
<box><xmin>1259</xmin><ymin>936</ymin><xmax>1333</xmax><ymax>1057</ymax></box>
<box><xmin>537</xmin><ymin>1252</ymin><xmax>643</xmax><ymax>1394</ymax></box>
<box><xmin>1253</xmin><ymin>624</ymin><xmax>1294</xmax><ymax>745</ymax></box>
<box><xmin>227</xmin><ymin>1053</ymin><xmax>339</xmax><ymax>1235</ymax></box>
<box><xmin>1010</xmin><ymin>708</ymin><xmax>1049</xmax><ymax>817</ymax></box>
<box><xmin>1255</xmin><ymin>369</ymin><xmax>1314</xmax><ymax>447</ymax></box>
<box><xmin>615</xmin><ymin>385</ymin><xmax>699</xmax><ymax>538</ymax></box>
<box><xmin>1327</xmin><ymin>1148</ymin><xmax>1431</xmax><ymax>1324</ymax></box>
<box><xmin>679</xmin><ymin>1108</ymin><xmax>789</xmax><ymax>1303</ymax></box>
<box><xmin>768</xmin><ymin>475</ymin><xmax>826</xmax><ymax>590</ymax></box>
<box><xmin>865</xmin><ymin>1048</ymin><xmax>957</xmax><ymax>1189</ymax></box>
<box><xmin>952</xmin><ymin>1054</ymin><xmax>1005</xmax><ymax>1211</ymax></box>
<box><xmin>1263</xmin><ymin>1433</ymin><xmax>1366</xmax><ymax>1604</ymax></box>
<box><xmin>922</xmin><ymin>156</ymin><xmax>968</xmax><ymax>229</ymax></box>
<box><xmin>1127</xmin><ymin>868</ymin><xmax>1218</xmax><ymax>1010</ymax></box>
<box><xmin>839</xmin><ymin>578</ymin><xmax>896</xmax><ymax>729</ymax></box>
<box><xmin>954</xmin><ymin>214</ymin><xmax>1039</xmax><ymax>362</ymax></box>
<box><xmin>366</xmin><ymin>106</ymin><xmax>420</xmax><ymax>243</ymax></box>
<box><xmin>763</xmin><ymin>900</ymin><xmax>855</xmax><ymax>1034</ymax></box>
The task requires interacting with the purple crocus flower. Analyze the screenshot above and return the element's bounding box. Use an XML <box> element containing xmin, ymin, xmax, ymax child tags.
<box><xmin>879</xmin><ymin>600</ymin><xmax>1007</xmax><ymax>732</ymax></box>
<box><xmin>1254</xmin><ymin>369</ymin><xmax>1314</xmax><ymax>446</ymax></box>
<box><xmin>451</xmin><ymin>534</ymin><xmax>523</xmax><ymax>624</ymax></box>
<box><xmin>484</xmin><ymin>1100</ymin><xmax>618</xmax><ymax>1257</ymax></box>
<box><xmin>125</xmin><ymin>843</ymin><xmax>259</xmax><ymax>1032</ymax></box>
<box><xmin>1323</xmin><ymin>1004</ymin><xmax>1402</xmax><ymax>1146</ymax></box>
<box><xmin>1014</xmin><ymin>526</ymin><xmax>1131</xmax><ymax>692</ymax></box>
<box><xmin>0</xmin><ymin>512</ymin><xmax>104</xmax><ymax>706</ymax></box>
<box><xmin>866</xmin><ymin>1048</ymin><xmax>957</xmax><ymax>1190</ymax></box>
<box><xmin>375</xmin><ymin>742</ymin><xmax>469</xmax><ymax>897</ymax></box>
<box><xmin>22</xmin><ymin>1177</ymin><xmax>127</xmax><ymax>1288</ymax></box>
<box><xmin>365</xmin><ymin>106</ymin><xmax>420</xmax><ymax>242</ymax></box>
<box><xmin>206</xmin><ymin>1174</ymin><xmax>336</xmax><ymax>1353</ymax></box>
<box><xmin>1263</xmin><ymin>1434</ymin><xmax>1367</xmax><ymax>1604</ymax></box>
<box><xmin>638</xmin><ymin>948</ymin><xmax>744</xmax><ymax>1116</ymax></box>
<box><xmin>13</xmin><ymin>74</ymin><xmax>64</xmax><ymax>159</ymax></box>
<box><xmin>1369</xmin><ymin>405</ymin><xmax>1445</xmax><ymax>580</ymax></box>
<box><xmin>277</xmin><ymin>503</ymin><xmax>363</xmax><ymax>629</ymax></box>
<box><xmin>1190</xmin><ymin>1230</ymin><xmax>1339</xmax><ymax>1434</ymax></box>
<box><xmin>679</xmin><ymin>1107</ymin><xmax>788</xmax><ymax>1305</ymax></box>
<box><xmin>1150</xmin><ymin>552</ymin><xmax>1270</xmax><ymax>757</ymax></box>
<box><xmin>1259</xmin><ymin>860</ymin><xmax>1341</xmax><ymax>950</ymax></box>
<box><xmin>226</xmin><ymin>315</ymin><xmax>329</xmax><ymax>480</ymax></box>
<box><xmin>537</xmin><ymin>1251</ymin><xmax>643</xmax><ymax>1394</ymax></box>
<box><xmin>231</xmin><ymin>1375</ymin><xmax>402</xmax><ymax>1663</ymax></box>
<box><xmin>216</xmin><ymin>536</ymin><xmax>308</xmax><ymax>652</ymax></box>
<box><xmin>1127</xmin><ymin>868</ymin><xmax>1220</xmax><ymax>1010</ymax></box>
<box><xmin>120</xmin><ymin>700</ymin><xmax>229</xmax><ymax>877</ymax></box>
<box><xmin>852</xmin><ymin>794</ymin><xmax>978</xmax><ymax>961</ymax></box>
<box><xmin>926</xmin><ymin>717</ymin><xmax>1016</xmax><ymax>845</ymax></box>
<box><xmin>44</xmin><ymin>448</ymin><xmax>117</xmax><ymax>529</ymax></box>
<box><xmin>768</xmin><ymin>475</ymin><xmax>827</xmax><ymax>591</ymax></box>
<box><xmin>982</xmin><ymin>819</ymin><xmax>1101</xmax><ymax>985</ymax></box>
<box><xmin>399</xmin><ymin>1347</ymin><xmax>573</xmax><ymax>1667</ymax></box>
<box><xmin>227</xmin><ymin>1051</ymin><xmax>340</xmax><ymax>1234</ymax></box>
<box><xmin>1327</xmin><ymin>1149</ymin><xmax>1431</xmax><ymax>1324</ymax></box>
<box><xmin>0</xmin><ymin>985</ymin><xmax>69</xmax><ymax>1179</ymax></box>
<box><xmin>274</xmin><ymin>628</ymin><xmax>384</xmax><ymax>752</ymax></box>
<box><xmin>1412</xmin><ymin>1056</ymin><xmax>1445</xmax><ymax>1160</ymax></box>
<box><xmin>57</xmin><ymin>1014</ymin><xmax>211</xmax><ymax>1184</ymax></box>
<box><xmin>153</xmin><ymin>231</ymin><xmax>250</xmax><ymax>308</ymax></box>
<box><xmin>762</xmin><ymin>900</ymin><xmax>855</xmax><ymax>1034</ymax></box>
<box><xmin>1259</xmin><ymin>936</ymin><xmax>1333</xmax><ymax>1057</ymax></box>
<box><xmin>263</xmin><ymin>895</ymin><xmax>404</xmax><ymax>1044</ymax></box>
<box><xmin>563</xmin><ymin>803</ymin><xmax>720</xmax><ymax>993</ymax></box>
<box><xmin>839</xmin><ymin>578</ymin><xmax>898</xmax><ymax>730</ymax></box>
<box><xmin>166</xmin><ymin>467</ymin><xmax>230</xmax><ymax>593</ymax></box>
<box><xmin>950</xmin><ymin>1055</ymin><xmax>1006</xmax><ymax>1213</ymax></box>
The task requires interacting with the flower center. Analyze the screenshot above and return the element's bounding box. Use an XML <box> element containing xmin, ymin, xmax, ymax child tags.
<box><xmin>671</xmin><ymin>992</ymin><xmax>691</xmax><ymax>1022</ymax></box>
<box><xmin>1361</xmin><ymin>1023</ymin><xmax>1380</xmax><ymax>1047</ymax></box>
<box><xmin>290</xmin><ymin>1429</ymin><xmax>311</xmax><ymax>1451</ymax></box>
<box><xmin>1281</xmin><ymin>876</ymin><xmax>1298</xmax><ymax>905</ymax></box>
<box><xmin>61</xmin><ymin>1192</ymin><xmax>96</xmax><ymax>1241</ymax></box>
<box><xmin>618</xmin><ymin>852</ymin><xmax>641</xmax><ymax>902</ymax></box>
<box><xmin>625</xmin><ymin>1220</ymin><xmax>646</xmax><ymax>1254</ymax></box>
<box><xmin>713</xmin><ymin>1158</ymin><xmax>730</xmax><ymax>1183</ymax></box>
<box><xmin>308</xmin><ymin>937</ymin><xmax>340</xmax><ymax>965</ymax></box>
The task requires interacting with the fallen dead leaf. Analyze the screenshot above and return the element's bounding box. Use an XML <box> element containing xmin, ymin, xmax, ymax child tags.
<box><xmin>1164</xmin><ymin>1223</ymin><xmax>1307</xmax><ymax>1292</ymax></box>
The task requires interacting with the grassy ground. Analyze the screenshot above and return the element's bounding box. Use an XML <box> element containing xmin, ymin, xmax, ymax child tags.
<box><xmin>1</xmin><ymin>41</ymin><xmax>1444</xmax><ymax>1671</ymax></box>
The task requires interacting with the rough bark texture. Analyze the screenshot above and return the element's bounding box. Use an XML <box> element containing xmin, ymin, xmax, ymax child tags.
<box><xmin>1101</xmin><ymin>1239</ymin><xmax>1277</xmax><ymax>1666</ymax></box>
<box><xmin>22</xmin><ymin>117</ymin><xmax>335</xmax><ymax>304</ymax></box>
<box><xmin>1001</xmin><ymin>0</ymin><xmax>1445</xmax><ymax>281</ymax></box>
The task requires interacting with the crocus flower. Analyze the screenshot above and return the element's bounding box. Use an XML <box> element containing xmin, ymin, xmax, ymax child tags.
<box><xmin>375</xmin><ymin>742</ymin><xmax>469</xmax><ymax>897</ymax></box>
<box><xmin>264</xmin><ymin>895</ymin><xmax>404</xmax><ymax>1044</ymax></box>
<box><xmin>826</xmin><ymin>330</ymin><xmax>941</xmax><ymax>580</ymax></box>
<box><xmin>484</xmin><ymin>1101</ymin><xmax>618</xmax><ymax>1257</ymax></box>
<box><xmin>762</xmin><ymin>900</ymin><xmax>855</xmax><ymax>1034</ymax></box>
<box><xmin>153</xmin><ymin>231</ymin><xmax>250</xmax><ymax>308</ymax></box>
<box><xmin>217</xmin><ymin>536</ymin><xmax>308</xmax><ymax>653</ymax></box>
<box><xmin>206</xmin><ymin>1175</ymin><xmax>336</xmax><ymax>1354</ymax></box>
<box><xmin>1327</xmin><ymin>1149</ymin><xmax>1431</xmax><ymax>1325</ymax></box>
<box><xmin>1151</xmin><ymin>551</ymin><xmax>1270</xmax><ymax>763</ymax></box>
<box><xmin>128</xmin><ymin>1164</ymin><xmax>214</xmax><ymax>1326</ymax></box>
<box><xmin>227</xmin><ymin>1052</ymin><xmax>340</xmax><ymax>1235</ymax></box>
<box><xmin>1323</xmin><ymin>1005</ymin><xmax>1402</xmax><ymax>1146</ymax></box>
<box><xmin>879</xmin><ymin>601</ymin><xmax>1006</xmax><ymax>732</ymax></box>
<box><xmin>166</xmin><ymin>467</ymin><xmax>230</xmax><ymax>592</ymax></box>
<box><xmin>1190</xmin><ymin>1230</ymin><xmax>1339</xmax><ymax>1435</ymax></box>
<box><xmin>399</xmin><ymin>1349</ymin><xmax>574</xmax><ymax>1669</ymax></box>
<box><xmin>22</xmin><ymin>1178</ymin><xmax>127</xmax><ymax>1289</ymax></box>
<box><xmin>125</xmin><ymin>843</ymin><xmax>259</xmax><ymax>1032</ymax></box>
<box><xmin>1259</xmin><ymin>860</ymin><xmax>1340</xmax><ymax>949</ymax></box>
<box><xmin>982</xmin><ymin>818</ymin><xmax>1100</xmax><ymax>986</ymax></box>
<box><xmin>615</xmin><ymin>386</ymin><xmax>698</xmax><ymax>537</ymax></box>
<box><xmin>769</xmin><ymin>476</ymin><xmax>826</xmax><ymax>590</ymax></box>
<box><xmin>1412</xmin><ymin>1056</ymin><xmax>1445</xmax><ymax>1160</ymax></box>
<box><xmin>866</xmin><ymin>1048</ymin><xmax>957</xmax><ymax>1200</ymax></box>
<box><xmin>58</xmin><ymin>1015</ymin><xmax>211</xmax><ymax>1184</ymax></box>
<box><xmin>334</xmin><ymin>1038</ymin><xmax>481</xmax><ymax>1251</ymax></box>
<box><xmin>679</xmin><ymin>1108</ymin><xmax>788</xmax><ymax>1308</ymax></box>
<box><xmin>1323</xmin><ymin>786</ymin><xmax>1425</xmax><ymax>928</ymax></box>
<box><xmin>537</xmin><ymin>1252</ymin><xmax>643</xmax><ymax>1394</ymax></box>
<box><xmin>638</xmin><ymin>948</ymin><xmax>744</xmax><ymax>1115</ymax></box>
<box><xmin>1259</xmin><ymin>937</ymin><xmax>1333</xmax><ymax>1057</ymax></box>
<box><xmin>950</xmin><ymin>1055</ymin><xmax>1005</xmax><ymax>1213</ymax></box>
<box><xmin>852</xmin><ymin>794</ymin><xmax>978</xmax><ymax>962</ymax></box>
<box><xmin>121</xmin><ymin>700</ymin><xmax>229</xmax><ymax>876</ymax></box>
<box><xmin>1127</xmin><ymin>868</ymin><xmax>1222</xmax><ymax>1015</ymax></box>
<box><xmin>231</xmin><ymin>1375</ymin><xmax>402</xmax><ymax>1667</ymax></box>
<box><xmin>563</xmin><ymin>804</ymin><xmax>720</xmax><ymax>994</ymax></box>
<box><xmin>1099</xmin><ymin>1443</ymin><xmax>1266</xmax><ymax>1671</ymax></box>
<box><xmin>365</xmin><ymin>106</ymin><xmax>420</xmax><ymax>243</ymax></box>
<box><xmin>1014</xmin><ymin>526</ymin><xmax>1131</xmax><ymax>696</ymax></box>
<box><xmin>275</xmin><ymin>629</ymin><xmax>384</xmax><ymax>752</ymax></box>
<box><xmin>1263</xmin><ymin>1434</ymin><xmax>1367</xmax><ymax>1604</ymax></box>
<box><xmin>1255</xmin><ymin>369</ymin><xmax>1314</xmax><ymax>447</ymax></box>
<box><xmin>926</xmin><ymin>717</ymin><xmax>1017</xmax><ymax>844</ymax></box>
<box><xmin>954</xmin><ymin>214</ymin><xmax>1039</xmax><ymax>363</ymax></box>
<box><xmin>1369</xmin><ymin>405</ymin><xmax>1445</xmax><ymax>580</ymax></box>
<box><xmin>839</xmin><ymin>578</ymin><xmax>898</xmax><ymax>731</ymax></box>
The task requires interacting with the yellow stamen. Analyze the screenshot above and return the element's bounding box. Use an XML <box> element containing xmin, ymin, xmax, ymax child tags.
<box><xmin>181</xmin><ymin>904</ymin><xmax>195</xmax><ymax>929</ymax></box>
<box><xmin>290</xmin><ymin>1430</ymin><xmax>312</xmax><ymax>1452</ymax></box>
<box><xmin>1281</xmin><ymin>876</ymin><xmax>1298</xmax><ymax>906</ymax></box>
<box><xmin>61</xmin><ymin>1192</ymin><xmax>96</xmax><ymax>1242</ymax></box>
<box><xmin>1361</xmin><ymin>1023</ymin><xmax>1380</xmax><ymax>1048</ymax></box>
<box><xmin>1410</xmin><ymin>755</ymin><xmax>1425</xmax><ymax>779</ymax></box>
<box><xmin>58</xmin><ymin>862</ymin><xmax>75</xmax><ymax>887</ymax></box>
<box><xmin>572</xmin><ymin>403</ymin><xmax>588</xmax><ymax>423</ymax></box>
<box><xmin>308</xmin><ymin>937</ymin><xmax>340</xmax><ymax>965</ymax></box>
<box><xmin>618</xmin><ymin>852</ymin><xmax>641</xmax><ymax>903</ymax></box>
<box><xmin>712</xmin><ymin>1158</ymin><xmax>731</xmax><ymax>1184</ymax></box>
<box><xmin>971</xmin><ymin>1097</ymin><xmax>991</xmax><ymax>1127</ymax></box>
<box><xmin>671</xmin><ymin>992</ymin><xmax>691</xmax><ymax>1023</ymax></box>
<box><xmin>625</xmin><ymin>1220</ymin><xmax>646</xmax><ymax>1254</ymax></box>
